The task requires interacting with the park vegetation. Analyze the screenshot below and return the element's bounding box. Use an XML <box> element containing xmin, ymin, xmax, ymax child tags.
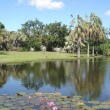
<box><xmin>0</xmin><ymin>13</ymin><xmax>110</xmax><ymax>57</ymax></box>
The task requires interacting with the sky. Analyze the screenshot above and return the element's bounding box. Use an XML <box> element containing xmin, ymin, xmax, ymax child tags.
<box><xmin>0</xmin><ymin>0</ymin><xmax>110</xmax><ymax>31</ymax></box>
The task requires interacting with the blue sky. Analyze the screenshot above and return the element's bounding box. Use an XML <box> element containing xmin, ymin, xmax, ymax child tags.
<box><xmin>0</xmin><ymin>0</ymin><xmax>110</xmax><ymax>31</ymax></box>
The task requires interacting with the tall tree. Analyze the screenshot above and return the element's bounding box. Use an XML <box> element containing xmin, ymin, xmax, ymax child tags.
<box><xmin>65</xmin><ymin>13</ymin><xmax>106</xmax><ymax>57</ymax></box>
<box><xmin>90</xmin><ymin>13</ymin><xmax>105</xmax><ymax>56</ymax></box>
<box><xmin>44</xmin><ymin>22</ymin><xmax>68</xmax><ymax>51</ymax></box>
<box><xmin>9</xmin><ymin>30</ymin><xmax>26</xmax><ymax>50</ymax></box>
<box><xmin>0</xmin><ymin>22</ymin><xmax>5</xmax><ymax>30</ymax></box>
<box><xmin>21</xmin><ymin>19</ymin><xmax>45</xmax><ymax>50</ymax></box>
<box><xmin>78</xmin><ymin>16</ymin><xmax>90</xmax><ymax>57</ymax></box>
<box><xmin>0</xmin><ymin>29</ymin><xmax>10</xmax><ymax>51</ymax></box>
<box><xmin>75</xmin><ymin>15</ymin><xmax>85</xmax><ymax>57</ymax></box>
<box><xmin>21</xmin><ymin>19</ymin><xmax>45</xmax><ymax>37</ymax></box>
<box><xmin>0</xmin><ymin>22</ymin><xmax>5</xmax><ymax>42</ymax></box>
<box><xmin>65</xmin><ymin>15</ymin><xmax>85</xmax><ymax>57</ymax></box>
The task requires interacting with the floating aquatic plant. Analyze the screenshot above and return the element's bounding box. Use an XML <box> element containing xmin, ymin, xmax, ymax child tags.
<box><xmin>0</xmin><ymin>93</ymin><xmax>110</xmax><ymax>110</ymax></box>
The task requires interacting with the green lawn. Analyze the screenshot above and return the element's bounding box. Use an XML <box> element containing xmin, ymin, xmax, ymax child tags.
<box><xmin>0</xmin><ymin>51</ymin><xmax>102</xmax><ymax>64</ymax></box>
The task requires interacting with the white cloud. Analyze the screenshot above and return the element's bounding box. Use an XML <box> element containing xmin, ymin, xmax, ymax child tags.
<box><xmin>18</xmin><ymin>0</ymin><xmax>64</xmax><ymax>10</ymax></box>
<box><xmin>105</xmin><ymin>10</ymin><xmax>110</xmax><ymax>16</ymax></box>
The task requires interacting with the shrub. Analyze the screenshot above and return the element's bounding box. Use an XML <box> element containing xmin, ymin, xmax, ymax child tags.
<box><xmin>100</xmin><ymin>44</ymin><xmax>110</xmax><ymax>56</ymax></box>
<box><xmin>21</xmin><ymin>37</ymin><xmax>42</xmax><ymax>51</ymax></box>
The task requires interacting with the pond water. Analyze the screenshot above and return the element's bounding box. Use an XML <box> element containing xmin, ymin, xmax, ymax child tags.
<box><xmin>0</xmin><ymin>58</ymin><xmax>110</xmax><ymax>102</ymax></box>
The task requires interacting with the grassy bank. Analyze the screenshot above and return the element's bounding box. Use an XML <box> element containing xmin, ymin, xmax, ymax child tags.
<box><xmin>0</xmin><ymin>51</ymin><xmax>102</xmax><ymax>64</ymax></box>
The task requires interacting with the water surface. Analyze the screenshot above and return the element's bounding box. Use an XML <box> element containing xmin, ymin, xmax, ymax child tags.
<box><xmin>0</xmin><ymin>58</ymin><xmax>110</xmax><ymax>101</ymax></box>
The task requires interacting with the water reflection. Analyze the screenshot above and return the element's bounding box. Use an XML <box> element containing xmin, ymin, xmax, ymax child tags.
<box><xmin>0</xmin><ymin>58</ymin><xmax>110</xmax><ymax>101</ymax></box>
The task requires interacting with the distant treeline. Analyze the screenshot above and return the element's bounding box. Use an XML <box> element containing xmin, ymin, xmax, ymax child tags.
<box><xmin>0</xmin><ymin>13</ymin><xmax>110</xmax><ymax>56</ymax></box>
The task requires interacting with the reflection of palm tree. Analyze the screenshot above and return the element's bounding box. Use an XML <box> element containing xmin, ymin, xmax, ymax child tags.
<box><xmin>45</xmin><ymin>61</ymin><xmax>66</xmax><ymax>88</ymax></box>
<box><xmin>0</xmin><ymin>59</ymin><xmax>107</xmax><ymax>101</ymax></box>
<box><xmin>65</xmin><ymin>59</ymin><xmax>106</xmax><ymax>100</ymax></box>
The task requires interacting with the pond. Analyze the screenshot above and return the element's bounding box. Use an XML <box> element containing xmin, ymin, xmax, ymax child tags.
<box><xmin>0</xmin><ymin>58</ymin><xmax>110</xmax><ymax>102</ymax></box>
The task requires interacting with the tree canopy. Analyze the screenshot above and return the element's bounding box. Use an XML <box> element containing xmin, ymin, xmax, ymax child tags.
<box><xmin>64</xmin><ymin>13</ymin><xmax>106</xmax><ymax>57</ymax></box>
<box><xmin>0</xmin><ymin>22</ymin><xmax>5</xmax><ymax>30</ymax></box>
<box><xmin>0</xmin><ymin>13</ymin><xmax>109</xmax><ymax>56</ymax></box>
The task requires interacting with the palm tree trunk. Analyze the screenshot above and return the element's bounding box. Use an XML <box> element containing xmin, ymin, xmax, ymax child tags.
<box><xmin>77</xmin><ymin>46</ymin><xmax>80</xmax><ymax>58</ymax></box>
<box><xmin>77</xmin><ymin>37</ymin><xmax>81</xmax><ymax>58</ymax></box>
<box><xmin>92</xmin><ymin>58</ymin><xmax>94</xmax><ymax>70</ymax></box>
<box><xmin>77</xmin><ymin>59</ymin><xmax>81</xmax><ymax>72</ymax></box>
<box><xmin>92</xmin><ymin>46</ymin><xmax>94</xmax><ymax>56</ymax></box>
<box><xmin>87</xmin><ymin>43</ymin><xmax>89</xmax><ymax>57</ymax></box>
<box><xmin>87</xmin><ymin>58</ymin><xmax>90</xmax><ymax>73</ymax></box>
<box><xmin>92</xmin><ymin>40</ymin><xmax>95</xmax><ymax>56</ymax></box>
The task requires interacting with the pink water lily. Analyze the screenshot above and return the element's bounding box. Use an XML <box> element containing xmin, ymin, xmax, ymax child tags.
<box><xmin>47</xmin><ymin>102</ymin><xmax>55</xmax><ymax>107</ymax></box>
<box><xmin>53</xmin><ymin>106</ymin><xmax>58</xmax><ymax>110</ymax></box>
<box><xmin>40</xmin><ymin>97</ymin><xmax>48</xmax><ymax>102</ymax></box>
<box><xmin>40</xmin><ymin>97</ymin><xmax>43</xmax><ymax>101</ymax></box>
<box><xmin>44</xmin><ymin>97</ymin><xmax>47</xmax><ymax>101</ymax></box>
<box><xmin>28</xmin><ymin>96</ymin><xmax>32</xmax><ymax>99</ymax></box>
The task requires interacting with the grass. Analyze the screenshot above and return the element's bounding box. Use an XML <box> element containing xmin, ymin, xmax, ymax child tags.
<box><xmin>0</xmin><ymin>51</ymin><xmax>102</xmax><ymax>64</ymax></box>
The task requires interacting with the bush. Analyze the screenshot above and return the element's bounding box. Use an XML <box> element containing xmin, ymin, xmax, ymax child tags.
<box><xmin>21</xmin><ymin>37</ymin><xmax>42</xmax><ymax>51</ymax></box>
<box><xmin>100</xmin><ymin>44</ymin><xmax>110</xmax><ymax>56</ymax></box>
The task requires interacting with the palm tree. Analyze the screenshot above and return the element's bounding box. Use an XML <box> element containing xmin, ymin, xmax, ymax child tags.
<box><xmin>10</xmin><ymin>30</ymin><xmax>26</xmax><ymax>50</ymax></box>
<box><xmin>65</xmin><ymin>13</ymin><xmax>105</xmax><ymax>57</ymax></box>
<box><xmin>80</xmin><ymin>16</ymin><xmax>90</xmax><ymax>57</ymax></box>
<box><xmin>65</xmin><ymin>15</ymin><xmax>85</xmax><ymax>57</ymax></box>
<box><xmin>75</xmin><ymin>15</ymin><xmax>85</xmax><ymax>57</ymax></box>
<box><xmin>0</xmin><ymin>29</ymin><xmax>10</xmax><ymax>51</ymax></box>
<box><xmin>90</xmin><ymin>13</ymin><xmax>105</xmax><ymax>56</ymax></box>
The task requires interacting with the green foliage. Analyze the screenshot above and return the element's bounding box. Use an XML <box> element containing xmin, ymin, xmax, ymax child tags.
<box><xmin>0</xmin><ymin>22</ymin><xmax>5</xmax><ymax>29</ymax></box>
<box><xmin>45</xmin><ymin>22</ymin><xmax>68</xmax><ymax>47</ymax></box>
<box><xmin>0</xmin><ymin>15</ymin><xmax>108</xmax><ymax>56</ymax></box>
<box><xmin>43</xmin><ymin>23</ymin><xmax>68</xmax><ymax>51</ymax></box>
<box><xmin>100</xmin><ymin>43</ymin><xmax>110</xmax><ymax>56</ymax></box>
<box><xmin>65</xmin><ymin>13</ymin><xmax>106</xmax><ymax>57</ymax></box>
<box><xmin>23</xmin><ymin>37</ymin><xmax>42</xmax><ymax>51</ymax></box>
<box><xmin>21</xmin><ymin>19</ymin><xmax>44</xmax><ymax>37</ymax></box>
<box><xmin>21</xmin><ymin>20</ymin><xmax>68</xmax><ymax>51</ymax></box>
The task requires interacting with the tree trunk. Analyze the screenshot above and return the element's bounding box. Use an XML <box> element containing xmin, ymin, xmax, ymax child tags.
<box><xmin>77</xmin><ymin>37</ymin><xmax>81</xmax><ymax>58</ymax></box>
<box><xmin>87</xmin><ymin>43</ymin><xmax>89</xmax><ymax>57</ymax></box>
<box><xmin>92</xmin><ymin>46</ymin><xmax>94</xmax><ymax>56</ymax></box>
<box><xmin>77</xmin><ymin>59</ymin><xmax>81</xmax><ymax>73</ymax></box>
<box><xmin>87</xmin><ymin>58</ymin><xmax>89</xmax><ymax>73</ymax></box>
<box><xmin>92</xmin><ymin>39</ymin><xmax>95</xmax><ymax>56</ymax></box>
<box><xmin>77</xmin><ymin>46</ymin><xmax>80</xmax><ymax>58</ymax></box>
<box><xmin>92</xmin><ymin>58</ymin><xmax>94</xmax><ymax>70</ymax></box>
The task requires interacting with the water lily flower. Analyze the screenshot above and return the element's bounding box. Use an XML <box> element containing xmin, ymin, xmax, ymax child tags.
<box><xmin>47</xmin><ymin>102</ymin><xmax>55</xmax><ymax>107</ymax></box>
<box><xmin>40</xmin><ymin>97</ymin><xmax>44</xmax><ymax>101</ymax></box>
<box><xmin>53</xmin><ymin>106</ymin><xmax>58</xmax><ymax>110</ymax></box>
<box><xmin>40</xmin><ymin>97</ymin><xmax>48</xmax><ymax>102</ymax></box>
<box><xmin>28</xmin><ymin>96</ymin><xmax>32</xmax><ymax>99</ymax></box>
<box><xmin>44</xmin><ymin>97</ymin><xmax>47</xmax><ymax>101</ymax></box>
